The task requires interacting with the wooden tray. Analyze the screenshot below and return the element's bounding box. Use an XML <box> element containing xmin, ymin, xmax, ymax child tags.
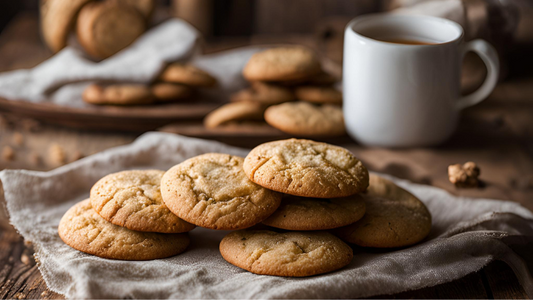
<box><xmin>159</xmin><ymin>122</ymin><xmax>353</xmax><ymax>148</ymax></box>
<box><xmin>0</xmin><ymin>97</ymin><xmax>219</xmax><ymax>131</ymax></box>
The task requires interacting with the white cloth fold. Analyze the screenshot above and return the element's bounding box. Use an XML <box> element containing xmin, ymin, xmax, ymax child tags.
<box><xmin>0</xmin><ymin>19</ymin><xmax>263</xmax><ymax>107</ymax></box>
<box><xmin>1</xmin><ymin>132</ymin><xmax>532</xmax><ymax>299</ymax></box>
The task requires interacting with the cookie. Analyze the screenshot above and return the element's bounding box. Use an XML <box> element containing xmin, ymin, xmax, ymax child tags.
<box><xmin>83</xmin><ymin>84</ymin><xmax>154</xmax><ymax>105</ymax></box>
<box><xmin>279</xmin><ymin>71</ymin><xmax>339</xmax><ymax>87</ymax></box>
<box><xmin>76</xmin><ymin>1</ymin><xmax>146</xmax><ymax>59</ymax></box>
<box><xmin>151</xmin><ymin>83</ymin><xmax>193</xmax><ymax>102</ymax></box>
<box><xmin>90</xmin><ymin>170</ymin><xmax>195</xmax><ymax>233</ymax></box>
<box><xmin>158</xmin><ymin>63</ymin><xmax>217</xmax><ymax>87</ymax></box>
<box><xmin>264</xmin><ymin>102</ymin><xmax>345</xmax><ymax>136</ymax></box>
<box><xmin>243</xmin><ymin>139</ymin><xmax>369</xmax><ymax>198</ymax></box>
<box><xmin>204</xmin><ymin>102</ymin><xmax>265</xmax><ymax>128</ymax></box>
<box><xmin>161</xmin><ymin>154</ymin><xmax>282</xmax><ymax>230</ymax></box>
<box><xmin>294</xmin><ymin>86</ymin><xmax>342</xmax><ymax>105</ymax></box>
<box><xmin>262</xmin><ymin>194</ymin><xmax>366</xmax><ymax>230</ymax></box>
<box><xmin>220</xmin><ymin>230</ymin><xmax>353</xmax><ymax>277</ymax></box>
<box><xmin>116</xmin><ymin>0</ymin><xmax>155</xmax><ymax>19</ymax></box>
<box><xmin>243</xmin><ymin>46</ymin><xmax>322</xmax><ymax>82</ymax></box>
<box><xmin>231</xmin><ymin>82</ymin><xmax>295</xmax><ymax>105</ymax></box>
<box><xmin>40</xmin><ymin>0</ymin><xmax>93</xmax><ymax>53</ymax></box>
<box><xmin>333</xmin><ymin>174</ymin><xmax>432</xmax><ymax>248</ymax></box>
<box><xmin>58</xmin><ymin>199</ymin><xmax>190</xmax><ymax>260</ymax></box>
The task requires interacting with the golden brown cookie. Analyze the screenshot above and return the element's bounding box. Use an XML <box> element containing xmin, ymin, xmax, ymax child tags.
<box><xmin>161</xmin><ymin>154</ymin><xmax>282</xmax><ymax>230</ymax></box>
<box><xmin>243</xmin><ymin>46</ymin><xmax>322</xmax><ymax>82</ymax></box>
<box><xmin>262</xmin><ymin>194</ymin><xmax>366</xmax><ymax>230</ymax></box>
<box><xmin>294</xmin><ymin>86</ymin><xmax>342</xmax><ymax>105</ymax></box>
<box><xmin>158</xmin><ymin>63</ymin><xmax>217</xmax><ymax>87</ymax></box>
<box><xmin>264</xmin><ymin>102</ymin><xmax>345</xmax><ymax>136</ymax></box>
<box><xmin>244</xmin><ymin>139</ymin><xmax>369</xmax><ymax>198</ymax></box>
<box><xmin>204</xmin><ymin>102</ymin><xmax>265</xmax><ymax>128</ymax></box>
<box><xmin>116</xmin><ymin>0</ymin><xmax>155</xmax><ymax>19</ymax></box>
<box><xmin>76</xmin><ymin>1</ymin><xmax>146</xmax><ymax>59</ymax></box>
<box><xmin>83</xmin><ymin>84</ymin><xmax>155</xmax><ymax>106</ymax></box>
<box><xmin>90</xmin><ymin>170</ymin><xmax>195</xmax><ymax>233</ymax></box>
<box><xmin>333</xmin><ymin>174</ymin><xmax>432</xmax><ymax>248</ymax></box>
<box><xmin>151</xmin><ymin>83</ymin><xmax>194</xmax><ymax>102</ymax></box>
<box><xmin>220</xmin><ymin>230</ymin><xmax>353</xmax><ymax>277</ymax></box>
<box><xmin>231</xmin><ymin>82</ymin><xmax>295</xmax><ymax>105</ymax></box>
<box><xmin>40</xmin><ymin>0</ymin><xmax>93</xmax><ymax>53</ymax></box>
<box><xmin>58</xmin><ymin>199</ymin><xmax>190</xmax><ymax>260</ymax></box>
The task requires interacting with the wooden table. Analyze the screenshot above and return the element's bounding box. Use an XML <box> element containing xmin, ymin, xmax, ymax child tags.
<box><xmin>1</xmin><ymin>12</ymin><xmax>532</xmax><ymax>299</ymax></box>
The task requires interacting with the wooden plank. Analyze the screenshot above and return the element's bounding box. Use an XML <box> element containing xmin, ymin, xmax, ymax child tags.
<box><xmin>484</xmin><ymin>260</ymin><xmax>528</xmax><ymax>299</ymax></box>
<box><xmin>372</xmin><ymin>271</ymin><xmax>489</xmax><ymax>299</ymax></box>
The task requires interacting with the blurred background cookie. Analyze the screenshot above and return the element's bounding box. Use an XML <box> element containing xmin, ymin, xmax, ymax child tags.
<box><xmin>76</xmin><ymin>1</ymin><xmax>146</xmax><ymax>59</ymax></box>
<box><xmin>83</xmin><ymin>83</ymin><xmax>154</xmax><ymax>105</ymax></box>
<box><xmin>158</xmin><ymin>63</ymin><xmax>218</xmax><ymax>87</ymax></box>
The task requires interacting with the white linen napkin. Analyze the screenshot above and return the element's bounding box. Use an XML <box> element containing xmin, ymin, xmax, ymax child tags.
<box><xmin>1</xmin><ymin>132</ymin><xmax>532</xmax><ymax>299</ymax></box>
<box><xmin>0</xmin><ymin>19</ymin><xmax>263</xmax><ymax>107</ymax></box>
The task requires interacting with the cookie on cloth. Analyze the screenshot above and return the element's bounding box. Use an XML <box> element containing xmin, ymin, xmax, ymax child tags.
<box><xmin>220</xmin><ymin>230</ymin><xmax>353</xmax><ymax>277</ymax></box>
<box><xmin>243</xmin><ymin>139</ymin><xmax>369</xmax><ymax>198</ymax></box>
<box><xmin>262</xmin><ymin>194</ymin><xmax>366</xmax><ymax>230</ymax></box>
<box><xmin>294</xmin><ymin>86</ymin><xmax>342</xmax><ymax>105</ymax></box>
<box><xmin>58</xmin><ymin>199</ymin><xmax>190</xmax><ymax>260</ymax></box>
<box><xmin>151</xmin><ymin>83</ymin><xmax>193</xmax><ymax>102</ymax></box>
<box><xmin>158</xmin><ymin>63</ymin><xmax>217</xmax><ymax>87</ymax></box>
<box><xmin>40</xmin><ymin>0</ymin><xmax>93</xmax><ymax>53</ymax></box>
<box><xmin>161</xmin><ymin>154</ymin><xmax>282</xmax><ymax>230</ymax></box>
<box><xmin>264</xmin><ymin>102</ymin><xmax>345</xmax><ymax>136</ymax></box>
<box><xmin>243</xmin><ymin>46</ymin><xmax>321</xmax><ymax>82</ymax></box>
<box><xmin>83</xmin><ymin>84</ymin><xmax>155</xmax><ymax>105</ymax></box>
<box><xmin>90</xmin><ymin>170</ymin><xmax>195</xmax><ymax>233</ymax></box>
<box><xmin>76</xmin><ymin>1</ymin><xmax>146</xmax><ymax>59</ymax></box>
<box><xmin>231</xmin><ymin>82</ymin><xmax>295</xmax><ymax>106</ymax></box>
<box><xmin>204</xmin><ymin>102</ymin><xmax>265</xmax><ymax>128</ymax></box>
<box><xmin>333</xmin><ymin>174</ymin><xmax>432</xmax><ymax>248</ymax></box>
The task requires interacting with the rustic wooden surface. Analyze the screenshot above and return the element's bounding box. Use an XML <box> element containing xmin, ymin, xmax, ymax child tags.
<box><xmin>0</xmin><ymin>12</ymin><xmax>532</xmax><ymax>299</ymax></box>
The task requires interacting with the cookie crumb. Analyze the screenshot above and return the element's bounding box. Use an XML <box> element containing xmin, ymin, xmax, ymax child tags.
<box><xmin>448</xmin><ymin>162</ymin><xmax>480</xmax><ymax>188</ymax></box>
<box><xmin>2</xmin><ymin>146</ymin><xmax>15</xmax><ymax>161</ymax></box>
<box><xmin>13</xmin><ymin>132</ymin><xmax>24</xmax><ymax>146</ymax></box>
<box><xmin>20</xmin><ymin>253</ymin><xmax>31</xmax><ymax>265</ymax></box>
<box><xmin>14</xmin><ymin>292</ymin><xmax>25</xmax><ymax>299</ymax></box>
<box><xmin>49</xmin><ymin>144</ymin><xmax>66</xmax><ymax>166</ymax></box>
<box><xmin>40</xmin><ymin>291</ymin><xmax>49</xmax><ymax>297</ymax></box>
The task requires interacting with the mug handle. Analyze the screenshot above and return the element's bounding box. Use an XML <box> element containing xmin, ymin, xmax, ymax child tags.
<box><xmin>456</xmin><ymin>39</ymin><xmax>500</xmax><ymax>110</ymax></box>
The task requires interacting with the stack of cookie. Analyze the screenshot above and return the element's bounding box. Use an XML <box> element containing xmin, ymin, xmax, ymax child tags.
<box><xmin>82</xmin><ymin>63</ymin><xmax>217</xmax><ymax>106</ymax></box>
<box><xmin>204</xmin><ymin>46</ymin><xmax>345</xmax><ymax>137</ymax></box>
<box><xmin>59</xmin><ymin>139</ymin><xmax>432</xmax><ymax>277</ymax></box>
<box><xmin>42</xmin><ymin>0</ymin><xmax>155</xmax><ymax>58</ymax></box>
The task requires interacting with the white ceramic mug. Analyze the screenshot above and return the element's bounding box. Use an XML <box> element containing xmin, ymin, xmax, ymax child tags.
<box><xmin>343</xmin><ymin>14</ymin><xmax>499</xmax><ymax>147</ymax></box>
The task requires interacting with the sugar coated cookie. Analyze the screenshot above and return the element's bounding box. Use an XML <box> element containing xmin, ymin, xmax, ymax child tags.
<box><xmin>243</xmin><ymin>46</ymin><xmax>321</xmax><ymax>82</ymax></box>
<box><xmin>244</xmin><ymin>139</ymin><xmax>369</xmax><ymax>198</ymax></box>
<box><xmin>220</xmin><ymin>230</ymin><xmax>353</xmax><ymax>277</ymax></box>
<box><xmin>58</xmin><ymin>199</ymin><xmax>190</xmax><ymax>260</ymax></box>
<box><xmin>262</xmin><ymin>194</ymin><xmax>366</xmax><ymax>230</ymax></box>
<box><xmin>333</xmin><ymin>174</ymin><xmax>432</xmax><ymax>248</ymax></box>
<box><xmin>264</xmin><ymin>102</ymin><xmax>345</xmax><ymax>136</ymax></box>
<box><xmin>161</xmin><ymin>154</ymin><xmax>282</xmax><ymax>230</ymax></box>
<box><xmin>90</xmin><ymin>170</ymin><xmax>195</xmax><ymax>233</ymax></box>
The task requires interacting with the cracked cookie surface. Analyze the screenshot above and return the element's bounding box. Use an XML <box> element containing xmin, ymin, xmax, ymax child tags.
<box><xmin>262</xmin><ymin>194</ymin><xmax>366</xmax><ymax>230</ymax></box>
<box><xmin>161</xmin><ymin>154</ymin><xmax>282</xmax><ymax>230</ymax></box>
<box><xmin>220</xmin><ymin>230</ymin><xmax>353</xmax><ymax>277</ymax></box>
<box><xmin>58</xmin><ymin>199</ymin><xmax>190</xmax><ymax>260</ymax></box>
<box><xmin>90</xmin><ymin>170</ymin><xmax>195</xmax><ymax>233</ymax></box>
<box><xmin>243</xmin><ymin>139</ymin><xmax>369</xmax><ymax>198</ymax></box>
<box><xmin>333</xmin><ymin>174</ymin><xmax>432</xmax><ymax>248</ymax></box>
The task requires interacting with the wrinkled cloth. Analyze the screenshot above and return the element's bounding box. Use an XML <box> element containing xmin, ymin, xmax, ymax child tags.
<box><xmin>1</xmin><ymin>132</ymin><xmax>532</xmax><ymax>299</ymax></box>
<box><xmin>0</xmin><ymin>19</ymin><xmax>261</xmax><ymax>106</ymax></box>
